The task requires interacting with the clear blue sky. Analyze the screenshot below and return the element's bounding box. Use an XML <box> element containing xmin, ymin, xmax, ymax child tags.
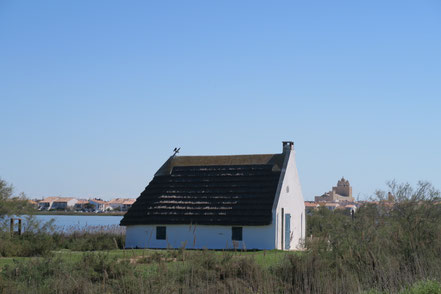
<box><xmin>1</xmin><ymin>1</ymin><xmax>440</xmax><ymax>201</ymax></box>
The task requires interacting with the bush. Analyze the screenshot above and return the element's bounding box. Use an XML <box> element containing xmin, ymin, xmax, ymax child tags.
<box><xmin>0</xmin><ymin>230</ymin><xmax>125</xmax><ymax>257</ymax></box>
<box><xmin>1</xmin><ymin>253</ymin><xmax>138</xmax><ymax>294</ymax></box>
<box><xmin>75</xmin><ymin>252</ymin><xmax>133</xmax><ymax>282</ymax></box>
<box><xmin>301</xmin><ymin>181</ymin><xmax>441</xmax><ymax>293</ymax></box>
<box><xmin>401</xmin><ymin>280</ymin><xmax>441</xmax><ymax>294</ymax></box>
<box><xmin>52</xmin><ymin>232</ymin><xmax>125</xmax><ymax>251</ymax></box>
<box><xmin>0</xmin><ymin>232</ymin><xmax>54</xmax><ymax>257</ymax></box>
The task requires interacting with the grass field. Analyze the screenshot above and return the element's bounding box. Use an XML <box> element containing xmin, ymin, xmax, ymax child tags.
<box><xmin>2</xmin><ymin>248</ymin><xmax>440</xmax><ymax>294</ymax></box>
<box><xmin>0</xmin><ymin>248</ymin><xmax>304</xmax><ymax>293</ymax></box>
<box><xmin>0</xmin><ymin>248</ymin><xmax>296</xmax><ymax>269</ymax></box>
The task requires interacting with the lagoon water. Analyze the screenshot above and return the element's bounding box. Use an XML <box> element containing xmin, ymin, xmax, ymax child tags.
<box><xmin>33</xmin><ymin>215</ymin><xmax>124</xmax><ymax>232</ymax></box>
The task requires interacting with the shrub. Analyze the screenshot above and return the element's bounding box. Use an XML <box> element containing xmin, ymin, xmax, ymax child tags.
<box><xmin>302</xmin><ymin>181</ymin><xmax>441</xmax><ymax>293</ymax></box>
<box><xmin>0</xmin><ymin>231</ymin><xmax>125</xmax><ymax>257</ymax></box>
<box><xmin>76</xmin><ymin>252</ymin><xmax>133</xmax><ymax>282</ymax></box>
<box><xmin>401</xmin><ymin>280</ymin><xmax>441</xmax><ymax>294</ymax></box>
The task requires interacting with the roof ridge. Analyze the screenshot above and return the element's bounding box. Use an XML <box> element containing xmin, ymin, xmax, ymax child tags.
<box><xmin>175</xmin><ymin>153</ymin><xmax>279</xmax><ymax>158</ymax></box>
<box><xmin>155</xmin><ymin>153</ymin><xmax>286</xmax><ymax>176</ymax></box>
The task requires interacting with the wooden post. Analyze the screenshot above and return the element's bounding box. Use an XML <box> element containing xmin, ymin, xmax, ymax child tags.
<box><xmin>9</xmin><ymin>218</ymin><xmax>22</xmax><ymax>236</ymax></box>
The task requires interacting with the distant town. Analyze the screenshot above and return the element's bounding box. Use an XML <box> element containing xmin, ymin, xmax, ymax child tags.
<box><xmin>27</xmin><ymin>177</ymin><xmax>386</xmax><ymax>215</ymax></box>
<box><xmin>305</xmin><ymin>177</ymin><xmax>396</xmax><ymax>215</ymax></box>
<box><xmin>28</xmin><ymin>197</ymin><xmax>136</xmax><ymax>213</ymax></box>
<box><xmin>305</xmin><ymin>177</ymin><xmax>358</xmax><ymax>215</ymax></box>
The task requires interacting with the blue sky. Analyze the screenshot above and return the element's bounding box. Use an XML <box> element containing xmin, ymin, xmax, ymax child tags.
<box><xmin>1</xmin><ymin>1</ymin><xmax>440</xmax><ymax>200</ymax></box>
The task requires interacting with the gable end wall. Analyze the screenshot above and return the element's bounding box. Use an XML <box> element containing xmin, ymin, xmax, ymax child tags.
<box><xmin>273</xmin><ymin>149</ymin><xmax>305</xmax><ymax>250</ymax></box>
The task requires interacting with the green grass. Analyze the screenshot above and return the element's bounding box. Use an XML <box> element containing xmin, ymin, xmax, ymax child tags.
<box><xmin>1</xmin><ymin>247</ymin><xmax>440</xmax><ymax>293</ymax></box>
<box><xmin>401</xmin><ymin>280</ymin><xmax>441</xmax><ymax>294</ymax></box>
<box><xmin>0</xmin><ymin>248</ymin><xmax>299</xmax><ymax>293</ymax></box>
<box><xmin>0</xmin><ymin>248</ymin><xmax>294</xmax><ymax>271</ymax></box>
<box><xmin>362</xmin><ymin>280</ymin><xmax>441</xmax><ymax>294</ymax></box>
<box><xmin>0</xmin><ymin>257</ymin><xmax>26</xmax><ymax>269</ymax></box>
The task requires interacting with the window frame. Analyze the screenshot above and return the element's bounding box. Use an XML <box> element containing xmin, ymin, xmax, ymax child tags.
<box><xmin>156</xmin><ymin>226</ymin><xmax>166</xmax><ymax>240</ymax></box>
<box><xmin>232</xmin><ymin>226</ymin><xmax>243</xmax><ymax>241</ymax></box>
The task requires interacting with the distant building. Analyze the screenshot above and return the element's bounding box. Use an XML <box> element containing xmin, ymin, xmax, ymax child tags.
<box><xmin>344</xmin><ymin>204</ymin><xmax>357</xmax><ymax>214</ymax></box>
<box><xmin>324</xmin><ymin>202</ymin><xmax>339</xmax><ymax>211</ymax></box>
<box><xmin>304</xmin><ymin>201</ymin><xmax>319</xmax><ymax>215</ymax></box>
<box><xmin>122</xmin><ymin>199</ymin><xmax>135</xmax><ymax>211</ymax></box>
<box><xmin>315</xmin><ymin>177</ymin><xmax>355</xmax><ymax>203</ymax></box>
<box><xmin>109</xmin><ymin>198</ymin><xmax>136</xmax><ymax>211</ymax></box>
<box><xmin>89</xmin><ymin>199</ymin><xmax>110</xmax><ymax>212</ymax></box>
<box><xmin>74</xmin><ymin>199</ymin><xmax>90</xmax><ymax>211</ymax></box>
<box><xmin>121</xmin><ymin>141</ymin><xmax>306</xmax><ymax>250</ymax></box>
<box><xmin>51</xmin><ymin>197</ymin><xmax>78</xmax><ymax>210</ymax></box>
<box><xmin>38</xmin><ymin>197</ymin><xmax>59</xmax><ymax>210</ymax></box>
<box><xmin>38</xmin><ymin>197</ymin><xmax>78</xmax><ymax>210</ymax></box>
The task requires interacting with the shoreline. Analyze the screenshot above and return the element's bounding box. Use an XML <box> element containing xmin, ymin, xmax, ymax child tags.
<box><xmin>33</xmin><ymin>211</ymin><xmax>126</xmax><ymax>216</ymax></box>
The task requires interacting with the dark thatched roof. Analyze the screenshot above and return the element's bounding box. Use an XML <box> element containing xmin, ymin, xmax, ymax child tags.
<box><xmin>120</xmin><ymin>154</ymin><xmax>284</xmax><ymax>226</ymax></box>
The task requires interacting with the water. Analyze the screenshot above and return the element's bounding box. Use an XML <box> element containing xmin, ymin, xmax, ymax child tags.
<box><xmin>33</xmin><ymin>214</ymin><xmax>124</xmax><ymax>233</ymax></box>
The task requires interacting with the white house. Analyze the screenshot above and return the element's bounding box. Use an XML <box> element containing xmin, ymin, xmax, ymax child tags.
<box><xmin>109</xmin><ymin>198</ymin><xmax>136</xmax><ymax>211</ymax></box>
<box><xmin>121</xmin><ymin>141</ymin><xmax>305</xmax><ymax>250</ymax></box>
<box><xmin>121</xmin><ymin>199</ymin><xmax>135</xmax><ymax>211</ymax></box>
<box><xmin>74</xmin><ymin>199</ymin><xmax>90</xmax><ymax>211</ymax></box>
<box><xmin>51</xmin><ymin>197</ymin><xmax>78</xmax><ymax>210</ymax></box>
<box><xmin>39</xmin><ymin>197</ymin><xmax>78</xmax><ymax>210</ymax></box>
<box><xmin>89</xmin><ymin>199</ymin><xmax>110</xmax><ymax>212</ymax></box>
<box><xmin>38</xmin><ymin>197</ymin><xmax>59</xmax><ymax>210</ymax></box>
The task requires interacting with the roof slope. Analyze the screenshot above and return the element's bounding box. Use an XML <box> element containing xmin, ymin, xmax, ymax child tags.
<box><xmin>121</xmin><ymin>154</ymin><xmax>284</xmax><ymax>226</ymax></box>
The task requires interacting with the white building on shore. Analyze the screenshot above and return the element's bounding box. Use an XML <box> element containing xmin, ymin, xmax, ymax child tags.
<box><xmin>121</xmin><ymin>141</ymin><xmax>305</xmax><ymax>250</ymax></box>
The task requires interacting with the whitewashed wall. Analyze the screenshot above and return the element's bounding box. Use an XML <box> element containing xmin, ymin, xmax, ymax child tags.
<box><xmin>274</xmin><ymin>146</ymin><xmax>306</xmax><ymax>250</ymax></box>
<box><xmin>125</xmin><ymin>224</ymin><xmax>276</xmax><ymax>250</ymax></box>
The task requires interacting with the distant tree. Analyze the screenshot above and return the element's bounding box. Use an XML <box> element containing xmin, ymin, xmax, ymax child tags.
<box><xmin>0</xmin><ymin>178</ymin><xmax>33</xmax><ymax>217</ymax></box>
<box><xmin>83</xmin><ymin>203</ymin><xmax>94</xmax><ymax>211</ymax></box>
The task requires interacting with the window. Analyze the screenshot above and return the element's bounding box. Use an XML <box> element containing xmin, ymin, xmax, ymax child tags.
<box><xmin>156</xmin><ymin>226</ymin><xmax>166</xmax><ymax>240</ymax></box>
<box><xmin>232</xmin><ymin>227</ymin><xmax>242</xmax><ymax>241</ymax></box>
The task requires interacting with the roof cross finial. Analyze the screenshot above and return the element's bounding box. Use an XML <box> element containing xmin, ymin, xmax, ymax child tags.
<box><xmin>173</xmin><ymin>147</ymin><xmax>180</xmax><ymax>156</ymax></box>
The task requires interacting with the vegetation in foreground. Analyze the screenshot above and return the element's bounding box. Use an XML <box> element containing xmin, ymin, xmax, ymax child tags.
<box><xmin>1</xmin><ymin>249</ymin><xmax>441</xmax><ymax>294</ymax></box>
<box><xmin>1</xmin><ymin>178</ymin><xmax>441</xmax><ymax>293</ymax></box>
<box><xmin>1</xmin><ymin>178</ymin><xmax>124</xmax><ymax>257</ymax></box>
